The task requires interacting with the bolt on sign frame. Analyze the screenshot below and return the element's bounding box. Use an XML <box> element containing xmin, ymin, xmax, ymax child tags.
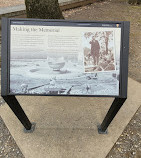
<box><xmin>1</xmin><ymin>18</ymin><xmax>130</xmax><ymax>133</ymax></box>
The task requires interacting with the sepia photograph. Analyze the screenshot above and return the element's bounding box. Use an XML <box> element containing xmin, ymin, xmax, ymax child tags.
<box><xmin>83</xmin><ymin>31</ymin><xmax>116</xmax><ymax>73</ymax></box>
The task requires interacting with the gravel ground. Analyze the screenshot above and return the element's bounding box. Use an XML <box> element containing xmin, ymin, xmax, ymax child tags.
<box><xmin>0</xmin><ymin>115</ymin><xmax>24</xmax><ymax>158</ymax></box>
<box><xmin>0</xmin><ymin>71</ymin><xmax>24</xmax><ymax>158</ymax></box>
<box><xmin>106</xmin><ymin>105</ymin><xmax>141</xmax><ymax>158</ymax></box>
<box><xmin>0</xmin><ymin>0</ymin><xmax>141</xmax><ymax>158</ymax></box>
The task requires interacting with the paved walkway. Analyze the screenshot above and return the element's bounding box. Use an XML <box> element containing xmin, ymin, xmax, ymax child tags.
<box><xmin>0</xmin><ymin>0</ymin><xmax>24</xmax><ymax>8</ymax></box>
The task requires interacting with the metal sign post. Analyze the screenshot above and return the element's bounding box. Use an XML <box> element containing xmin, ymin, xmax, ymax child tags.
<box><xmin>2</xmin><ymin>95</ymin><xmax>34</xmax><ymax>131</ymax></box>
<box><xmin>98</xmin><ymin>98</ymin><xmax>126</xmax><ymax>134</ymax></box>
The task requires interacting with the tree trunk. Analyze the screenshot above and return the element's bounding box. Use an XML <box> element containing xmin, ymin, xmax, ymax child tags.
<box><xmin>25</xmin><ymin>0</ymin><xmax>64</xmax><ymax>19</ymax></box>
<box><xmin>128</xmin><ymin>0</ymin><xmax>141</xmax><ymax>5</ymax></box>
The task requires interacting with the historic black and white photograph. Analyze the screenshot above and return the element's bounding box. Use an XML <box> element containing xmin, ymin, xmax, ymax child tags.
<box><xmin>83</xmin><ymin>31</ymin><xmax>116</xmax><ymax>72</ymax></box>
<box><xmin>10</xmin><ymin>24</ymin><xmax>121</xmax><ymax>96</ymax></box>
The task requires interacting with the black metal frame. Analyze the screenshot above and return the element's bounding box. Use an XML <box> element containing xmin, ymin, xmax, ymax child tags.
<box><xmin>2</xmin><ymin>95</ymin><xmax>32</xmax><ymax>130</ymax></box>
<box><xmin>1</xmin><ymin>18</ymin><xmax>130</xmax><ymax>133</ymax></box>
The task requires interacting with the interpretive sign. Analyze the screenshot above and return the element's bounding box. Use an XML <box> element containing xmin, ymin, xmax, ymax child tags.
<box><xmin>1</xmin><ymin>18</ymin><xmax>129</xmax><ymax>133</ymax></box>
<box><xmin>3</xmin><ymin>19</ymin><xmax>125</xmax><ymax>97</ymax></box>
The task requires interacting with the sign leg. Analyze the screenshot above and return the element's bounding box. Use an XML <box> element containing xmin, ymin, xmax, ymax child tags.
<box><xmin>2</xmin><ymin>95</ymin><xmax>33</xmax><ymax>131</ymax></box>
<box><xmin>98</xmin><ymin>98</ymin><xmax>127</xmax><ymax>134</ymax></box>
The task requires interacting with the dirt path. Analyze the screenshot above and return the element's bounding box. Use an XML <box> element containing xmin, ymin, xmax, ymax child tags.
<box><xmin>63</xmin><ymin>0</ymin><xmax>141</xmax><ymax>83</ymax></box>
